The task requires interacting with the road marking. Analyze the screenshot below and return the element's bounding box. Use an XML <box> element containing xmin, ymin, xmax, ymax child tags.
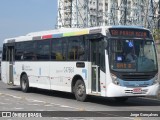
<box><xmin>78</xmin><ymin>108</ymin><xmax>86</xmax><ymax>111</ymax></box>
<box><xmin>14</xmin><ymin>107</ymin><xmax>24</xmax><ymax>110</ymax></box>
<box><xmin>60</xmin><ymin>105</ymin><xmax>72</xmax><ymax>108</ymax></box>
<box><xmin>27</xmin><ymin>99</ymin><xmax>46</xmax><ymax>103</ymax></box>
<box><xmin>27</xmin><ymin>104</ymin><xmax>40</xmax><ymax>106</ymax></box>
<box><xmin>0</xmin><ymin>92</ymin><xmax>80</xmax><ymax>110</ymax></box>
<box><xmin>35</xmin><ymin>109</ymin><xmax>45</xmax><ymax>111</ymax></box>
<box><xmin>5</xmin><ymin>99</ymin><xmax>10</xmax><ymax>101</ymax></box>
<box><xmin>0</xmin><ymin>102</ymin><xmax>8</xmax><ymax>105</ymax></box>
<box><xmin>4</xmin><ymin>94</ymin><xmax>22</xmax><ymax>99</ymax></box>
<box><xmin>64</xmin><ymin>118</ymin><xmax>70</xmax><ymax>120</ymax></box>
<box><xmin>44</xmin><ymin>104</ymin><xmax>53</xmax><ymax>107</ymax></box>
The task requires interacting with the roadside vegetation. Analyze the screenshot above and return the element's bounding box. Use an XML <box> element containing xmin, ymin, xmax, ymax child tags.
<box><xmin>153</xmin><ymin>29</ymin><xmax>160</xmax><ymax>53</ymax></box>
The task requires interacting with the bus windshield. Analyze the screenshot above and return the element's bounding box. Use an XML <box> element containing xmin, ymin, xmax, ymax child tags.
<box><xmin>110</xmin><ymin>39</ymin><xmax>158</xmax><ymax>72</ymax></box>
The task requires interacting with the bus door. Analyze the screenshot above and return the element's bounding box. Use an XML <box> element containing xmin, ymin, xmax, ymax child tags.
<box><xmin>91</xmin><ymin>40</ymin><xmax>101</xmax><ymax>93</ymax></box>
<box><xmin>6</xmin><ymin>44</ymin><xmax>15</xmax><ymax>84</ymax></box>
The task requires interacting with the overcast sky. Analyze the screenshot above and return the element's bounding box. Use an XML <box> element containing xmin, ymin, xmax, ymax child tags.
<box><xmin>0</xmin><ymin>0</ymin><xmax>57</xmax><ymax>47</ymax></box>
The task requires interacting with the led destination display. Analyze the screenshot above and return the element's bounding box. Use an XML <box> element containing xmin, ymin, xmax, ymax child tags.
<box><xmin>109</xmin><ymin>28</ymin><xmax>150</xmax><ymax>38</ymax></box>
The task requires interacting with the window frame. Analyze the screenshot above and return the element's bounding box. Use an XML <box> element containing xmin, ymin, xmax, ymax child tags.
<box><xmin>67</xmin><ymin>36</ymin><xmax>87</xmax><ymax>61</ymax></box>
<box><xmin>36</xmin><ymin>39</ymin><xmax>51</xmax><ymax>61</ymax></box>
<box><xmin>51</xmin><ymin>37</ymin><xmax>68</xmax><ymax>61</ymax></box>
<box><xmin>15</xmin><ymin>41</ymin><xmax>37</xmax><ymax>61</ymax></box>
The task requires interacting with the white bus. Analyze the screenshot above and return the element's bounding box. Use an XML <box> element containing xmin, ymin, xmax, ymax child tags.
<box><xmin>1</xmin><ymin>26</ymin><xmax>159</xmax><ymax>102</ymax></box>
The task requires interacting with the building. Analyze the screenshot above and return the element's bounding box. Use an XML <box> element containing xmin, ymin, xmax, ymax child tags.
<box><xmin>0</xmin><ymin>47</ymin><xmax>2</xmax><ymax>61</ymax></box>
<box><xmin>57</xmin><ymin>0</ymin><xmax>158</xmax><ymax>29</ymax></box>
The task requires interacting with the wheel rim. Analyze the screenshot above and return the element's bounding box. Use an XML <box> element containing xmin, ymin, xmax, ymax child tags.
<box><xmin>76</xmin><ymin>84</ymin><xmax>85</xmax><ymax>97</ymax></box>
<box><xmin>22</xmin><ymin>76</ymin><xmax>27</xmax><ymax>90</ymax></box>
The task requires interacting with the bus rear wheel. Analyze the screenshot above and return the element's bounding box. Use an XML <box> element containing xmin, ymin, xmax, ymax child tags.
<box><xmin>74</xmin><ymin>80</ymin><xmax>87</xmax><ymax>102</ymax></box>
<box><xmin>20</xmin><ymin>74</ymin><xmax>30</xmax><ymax>93</ymax></box>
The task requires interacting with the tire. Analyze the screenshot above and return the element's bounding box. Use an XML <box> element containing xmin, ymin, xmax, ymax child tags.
<box><xmin>74</xmin><ymin>80</ymin><xmax>87</xmax><ymax>102</ymax></box>
<box><xmin>114</xmin><ymin>97</ymin><xmax>128</xmax><ymax>102</ymax></box>
<box><xmin>20</xmin><ymin>74</ymin><xmax>30</xmax><ymax>93</ymax></box>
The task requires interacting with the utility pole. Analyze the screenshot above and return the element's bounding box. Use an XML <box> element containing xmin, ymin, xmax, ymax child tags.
<box><xmin>158</xmin><ymin>0</ymin><xmax>160</xmax><ymax>29</ymax></box>
<box><xmin>85</xmin><ymin>0</ymin><xmax>89</xmax><ymax>27</ymax></box>
<box><xmin>124</xmin><ymin>0</ymin><xmax>127</xmax><ymax>25</ymax></box>
<box><xmin>96</xmin><ymin>0</ymin><xmax>99</xmax><ymax>26</ymax></box>
<box><xmin>144</xmin><ymin>0</ymin><xmax>149</xmax><ymax>28</ymax></box>
<box><xmin>147</xmin><ymin>0</ymin><xmax>154</xmax><ymax>29</ymax></box>
<box><xmin>70</xmin><ymin>0</ymin><xmax>73</xmax><ymax>28</ymax></box>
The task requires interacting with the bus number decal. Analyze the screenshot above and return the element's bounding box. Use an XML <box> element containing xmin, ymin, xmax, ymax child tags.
<box><xmin>64</xmin><ymin>67</ymin><xmax>74</xmax><ymax>73</ymax></box>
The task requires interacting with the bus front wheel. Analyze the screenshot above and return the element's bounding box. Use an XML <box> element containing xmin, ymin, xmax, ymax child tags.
<box><xmin>74</xmin><ymin>80</ymin><xmax>87</xmax><ymax>102</ymax></box>
<box><xmin>20</xmin><ymin>74</ymin><xmax>30</xmax><ymax>93</ymax></box>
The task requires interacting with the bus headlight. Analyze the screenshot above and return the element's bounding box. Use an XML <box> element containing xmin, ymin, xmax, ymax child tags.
<box><xmin>111</xmin><ymin>74</ymin><xmax>120</xmax><ymax>85</ymax></box>
<box><xmin>152</xmin><ymin>74</ymin><xmax>159</xmax><ymax>84</ymax></box>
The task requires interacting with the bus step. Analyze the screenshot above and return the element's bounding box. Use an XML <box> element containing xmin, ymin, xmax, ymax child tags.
<box><xmin>89</xmin><ymin>92</ymin><xmax>101</xmax><ymax>96</ymax></box>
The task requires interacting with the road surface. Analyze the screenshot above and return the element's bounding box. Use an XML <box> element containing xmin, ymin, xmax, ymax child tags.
<box><xmin>0</xmin><ymin>81</ymin><xmax>160</xmax><ymax>120</ymax></box>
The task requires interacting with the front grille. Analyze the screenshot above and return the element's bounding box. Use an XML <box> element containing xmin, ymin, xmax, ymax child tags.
<box><xmin>124</xmin><ymin>84</ymin><xmax>149</xmax><ymax>87</ymax></box>
<box><xmin>121</xmin><ymin>74</ymin><xmax>154</xmax><ymax>81</ymax></box>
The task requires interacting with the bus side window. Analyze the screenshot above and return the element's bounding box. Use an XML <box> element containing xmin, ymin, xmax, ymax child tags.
<box><xmin>23</xmin><ymin>41</ymin><xmax>37</xmax><ymax>61</ymax></box>
<box><xmin>15</xmin><ymin>42</ymin><xmax>25</xmax><ymax>61</ymax></box>
<box><xmin>36</xmin><ymin>40</ymin><xmax>50</xmax><ymax>61</ymax></box>
<box><xmin>68</xmin><ymin>36</ymin><xmax>86</xmax><ymax>61</ymax></box>
<box><xmin>15</xmin><ymin>41</ymin><xmax>37</xmax><ymax>61</ymax></box>
<box><xmin>51</xmin><ymin>38</ymin><xmax>67</xmax><ymax>61</ymax></box>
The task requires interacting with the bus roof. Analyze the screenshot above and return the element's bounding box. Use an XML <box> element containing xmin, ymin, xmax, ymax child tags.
<box><xmin>3</xmin><ymin>26</ymin><xmax>150</xmax><ymax>43</ymax></box>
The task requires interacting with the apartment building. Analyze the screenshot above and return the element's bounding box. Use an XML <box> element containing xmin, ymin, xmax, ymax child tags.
<box><xmin>57</xmin><ymin>0</ymin><xmax>155</xmax><ymax>28</ymax></box>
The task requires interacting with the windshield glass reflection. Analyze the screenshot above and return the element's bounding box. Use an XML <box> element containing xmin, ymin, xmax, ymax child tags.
<box><xmin>110</xmin><ymin>39</ymin><xmax>158</xmax><ymax>72</ymax></box>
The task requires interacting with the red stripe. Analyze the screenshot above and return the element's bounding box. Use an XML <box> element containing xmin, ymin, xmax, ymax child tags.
<box><xmin>42</xmin><ymin>35</ymin><xmax>52</xmax><ymax>39</ymax></box>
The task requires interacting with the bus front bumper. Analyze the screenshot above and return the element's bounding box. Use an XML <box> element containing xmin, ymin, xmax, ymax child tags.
<box><xmin>106</xmin><ymin>83</ymin><xmax>160</xmax><ymax>97</ymax></box>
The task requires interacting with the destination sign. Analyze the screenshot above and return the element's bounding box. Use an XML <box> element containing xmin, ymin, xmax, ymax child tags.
<box><xmin>114</xmin><ymin>63</ymin><xmax>136</xmax><ymax>69</ymax></box>
<box><xmin>109</xmin><ymin>28</ymin><xmax>150</xmax><ymax>38</ymax></box>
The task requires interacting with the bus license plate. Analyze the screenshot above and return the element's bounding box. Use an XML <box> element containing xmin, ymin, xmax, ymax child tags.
<box><xmin>133</xmin><ymin>88</ymin><xmax>142</xmax><ymax>93</ymax></box>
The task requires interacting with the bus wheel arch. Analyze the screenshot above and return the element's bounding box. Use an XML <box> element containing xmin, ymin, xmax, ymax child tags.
<box><xmin>20</xmin><ymin>72</ymin><xmax>30</xmax><ymax>93</ymax></box>
<box><xmin>71</xmin><ymin>75</ymin><xmax>83</xmax><ymax>93</ymax></box>
<box><xmin>71</xmin><ymin>75</ymin><xmax>87</xmax><ymax>101</ymax></box>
